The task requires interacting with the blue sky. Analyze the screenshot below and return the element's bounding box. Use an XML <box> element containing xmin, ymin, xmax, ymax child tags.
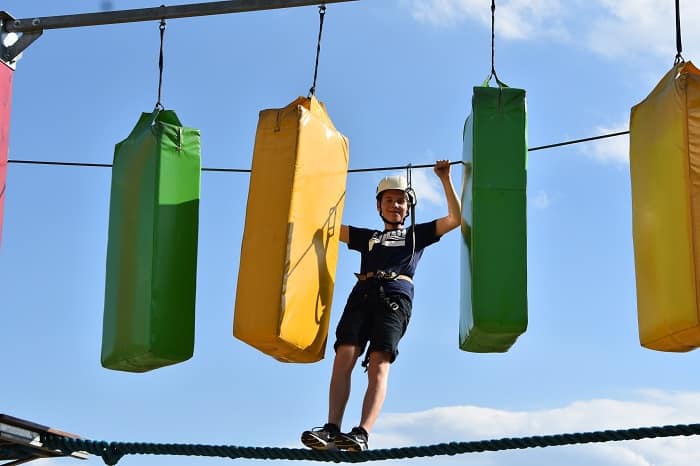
<box><xmin>2</xmin><ymin>1</ymin><xmax>700</xmax><ymax>465</ymax></box>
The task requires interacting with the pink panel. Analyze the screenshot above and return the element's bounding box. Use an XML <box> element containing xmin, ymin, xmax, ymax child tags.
<box><xmin>0</xmin><ymin>62</ymin><xmax>12</xmax><ymax>249</ymax></box>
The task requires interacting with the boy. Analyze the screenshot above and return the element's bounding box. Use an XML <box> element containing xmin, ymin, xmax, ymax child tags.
<box><xmin>302</xmin><ymin>160</ymin><xmax>460</xmax><ymax>451</ymax></box>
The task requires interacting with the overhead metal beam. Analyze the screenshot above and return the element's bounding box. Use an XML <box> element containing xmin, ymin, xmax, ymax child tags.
<box><xmin>2</xmin><ymin>0</ymin><xmax>358</xmax><ymax>33</ymax></box>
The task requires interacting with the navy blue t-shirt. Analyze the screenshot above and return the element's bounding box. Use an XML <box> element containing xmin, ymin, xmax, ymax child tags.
<box><xmin>347</xmin><ymin>220</ymin><xmax>441</xmax><ymax>300</ymax></box>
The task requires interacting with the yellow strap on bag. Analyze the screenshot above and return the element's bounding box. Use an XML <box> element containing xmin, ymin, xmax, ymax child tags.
<box><xmin>630</xmin><ymin>61</ymin><xmax>700</xmax><ymax>351</ymax></box>
<box><xmin>234</xmin><ymin>96</ymin><xmax>349</xmax><ymax>363</ymax></box>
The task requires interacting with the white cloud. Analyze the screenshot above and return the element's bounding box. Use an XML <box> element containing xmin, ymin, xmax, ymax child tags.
<box><xmin>585</xmin><ymin>0</ymin><xmax>700</xmax><ymax>61</ymax></box>
<box><xmin>580</xmin><ymin>122</ymin><xmax>630</xmax><ymax>166</ymax></box>
<box><xmin>384</xmin><ymin>152</ymin><xmax>448</xmax><ymax>208</ymax></box>
<box><xmin>370</xmin><ymin>391</ymin><xmax>700</xmax><ymax>466</ymax></box>
<box><xmin>407</xmin><ymin>0</ymin><xmax>486</xmax><ymax>28</ymax></box>
<box><xmin>28</xmin><ymin>460</ymin><xmax>62</xmax><ymax>466</ymax></box>
<box><xmin>407</xmin><ymin>0</ymin><xmax>568</xmax><ymax>40</ymax></box>
<box><xmin>409</xmin><ymin>167</ymin><xmax>443</xmax><ymax>206</ymax></box>
<box><xmin>530</xmin><ymin>189</ymin><xmax>551</xmax><ymax>209</ymax></box>
<box><xmin>585</xmin><ymin>0</ymin><xmax>671</xmax><ymax>59</ymax></box>
<box><xmin>405</xmin><ymin>0</ymin><xmax>700</xmax><ymax>62</ymax></box>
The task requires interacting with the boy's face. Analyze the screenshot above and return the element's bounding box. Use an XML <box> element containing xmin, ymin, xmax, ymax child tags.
<box><xmin>377</xmin><ymin>189</ymin><xmax>409</xmax><ymax>224</ymax></box>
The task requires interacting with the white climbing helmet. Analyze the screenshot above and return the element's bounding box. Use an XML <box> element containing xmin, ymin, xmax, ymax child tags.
<box><xmin>376</xmin><ymin>175</ymin><xmax>417</xmax><ymax>207</ymax></box>
<box><xmin>376</xmin><ymin>175</ymin><xmax>408</xmax><ymax>200</ymax></box>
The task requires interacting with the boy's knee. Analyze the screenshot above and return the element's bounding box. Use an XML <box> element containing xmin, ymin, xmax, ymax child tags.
<box><xmin>334</xmin><ymin>344</ymin><xmax>361</xmax><ymax>366</ymax></box>
<box><xmin>366</xmin><ymin>351</ymin><xmax>392</xmax><ymax>373</ymax></box>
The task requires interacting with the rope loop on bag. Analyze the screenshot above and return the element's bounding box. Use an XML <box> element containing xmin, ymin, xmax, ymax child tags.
<box><xmin>483</xmin><ymin>0</ymin><xmax>506</xmax><ymax>88</ymax></box>
<box><xmin>155</xmin><ymin>6</ymin><xmax>167</xmax><ymax>111</ymax></box>
<box><xmin>308</xmin><ymin>4</ymin><xmax>327</xmax><ymax>97</ymax></box>
<box><xmin>674</xmin><ymin>0</ymin><xmax>685</xmax><ymax>65</ymax></box>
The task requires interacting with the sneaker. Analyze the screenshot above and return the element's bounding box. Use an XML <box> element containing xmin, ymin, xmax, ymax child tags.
<box><xmin>301</xmin><ymin>423</ymin><xmax>340</xmax><ymax>450</ymax></box>
<box><xmin>335</xmin><ymin>426</ymin><xmax>369</xmax><ymax>452</ymax></box>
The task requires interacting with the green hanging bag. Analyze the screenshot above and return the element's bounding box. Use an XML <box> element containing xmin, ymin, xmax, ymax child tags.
<box><xmin>460</xmin><ymin>78</ymin><xmax>528</xmax><ymax>352</ymax></box>
<box><xmin>101</xmin><ymin>109</ymin><xmax>201</xmax><ymax>372</ymax></box>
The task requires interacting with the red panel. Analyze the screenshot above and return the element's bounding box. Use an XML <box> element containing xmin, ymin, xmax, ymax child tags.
<box><xmin>0</xmin><ymin>62</ymin><xmax>12</xmax><ymax>249</ymax></box>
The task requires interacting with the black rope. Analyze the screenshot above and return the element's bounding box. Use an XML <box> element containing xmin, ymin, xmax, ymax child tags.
<box><xmin>155</xmin><ymin>8</ymin><xmax>167</xmax><ymax>111</ymax></box>
<box><xmin>405</xmin><ymin>163</ymin><xmax>417</xmax><ymax>261</ymax></box>
<box><xmin>308</xmin><ymin>4</ymin><xmax>327</xmax><ymax>97</ymax></box>
<box><xmin>350</xmin><ymin>160</ymin><xmax>460</xmax><ymax>173</ymax></box>
<box><xmin>674</xmin><ymin>0</ymin><xmax>684</xmax><ymax>64</ymax></box>
<box><xmin>41</xmin><ymin>422</ymin><xmax>700</xmax><ymax>465</ymax></box>
<box><xmin>528</xmin><ymin>130</ymin><xmax>630</xmax><ymax>152</ymax></box>
<box><xmin>7</xmin><ymin>160</ymin><xmax>113</xmax><ymax>168</ymax></box>
<box><xmin>5</xmin><ymin>129</ymin><xmax>631</xmax><ymax>173</ymax></box>
<box><xmin>483</xmin><ymin>0</ymin><xmax>505</xmax><ymax>86</ymax></box>
<box><xmin>490</xmin><ymin>0</ymin><xmax>497</xmax><ymax>81</ymax></box>
<box><xmin>5</xmin><ymin>159</ymin><xmax>249</xmax><ymax>172</ymax></box>
<box><xmin>2</xmin><ymin>159</ymin><xmax>462</xmax><ymax>173</ymax></box>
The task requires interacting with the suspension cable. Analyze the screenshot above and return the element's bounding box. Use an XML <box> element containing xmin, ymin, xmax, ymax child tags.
<box><xmin>308</xmin><ymin>4</ymin><xmax>327</xmax><ymax>97</ymax></box>
<box><xmin>155</xmin><ymin>11</ymin><xmax>166</xmax><ymax>111</ymax></box>
<box><xmin>6</xmin><ymin>130</ymin><xmax>630</xmax><ymax>173</ymax></box>
<box><xmin>674</xmin><ymin>0</ymin><xmax>684</xmax><ymax>64</ymax></box>
<box><xmin>528</xmin><ymin>130</ymin><xmax>629</xmax><ymax>152</ymax></box>
<box><xmin>484</xmin><ymin>0</ymin><xmax>505</xmax><ymax>87</ymax></box>
<box><xmin>489</xmin><ymin>0</ymin><xmax>498</xmax><ymax>82</ymax></box>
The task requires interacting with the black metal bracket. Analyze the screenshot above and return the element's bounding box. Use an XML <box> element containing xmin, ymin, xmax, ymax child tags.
<box><xmin>0</xmin><ymin>12</ymin><xmax>43</xmax><ymax>68</ymax></box>
<box><xmin>0</xmin><ymin>414</ymin><xmax>87</xmax><ymax>465</ymax></box>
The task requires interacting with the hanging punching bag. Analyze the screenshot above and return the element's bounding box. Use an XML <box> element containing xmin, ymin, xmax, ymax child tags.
<box><xmin>234</xmin><ymin>96</ymin><xmax>349</xmax><ymax>363</ymax></box>
<box><xmin>101</xmin><ymin>109</ymin><xmax>201</xmax><ymax>372</ymax></box>
<box><xmin>460</xmin><ymin>80</ymin><xmax>528</xmax><ymax>353</ymax></box>
<box><xmin>630</xmin><ymin>61</ymin><xmax>700</xmax><ymax>352</ymax></box>
<box><xmin>0</xmin><ymin>61</ymin><xmax>13</xmax><ymax>250</ymax></box>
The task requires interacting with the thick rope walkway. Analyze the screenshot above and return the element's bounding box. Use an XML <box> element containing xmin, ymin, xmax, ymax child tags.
<box><xmin>42</xmin><ymin>422</ymin><xmax>700</xmax><ymax>465</ymax></box>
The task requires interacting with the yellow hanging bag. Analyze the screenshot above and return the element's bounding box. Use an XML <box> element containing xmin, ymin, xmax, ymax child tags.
<box><xmin>630</xmin><ymin>61</ymin><xmax>700</xmax><ymax>351</ymax></box>
<box><xmin>233</xmin><ymin>96</ymin><xmax>349</xmax><ymax>363</ymax></box>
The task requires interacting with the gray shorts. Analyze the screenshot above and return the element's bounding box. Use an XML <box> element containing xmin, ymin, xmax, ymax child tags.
<box><xmin>334</xmin><ymin>282</ymin><xmax>412</xmax><ymax>364</ymax></box>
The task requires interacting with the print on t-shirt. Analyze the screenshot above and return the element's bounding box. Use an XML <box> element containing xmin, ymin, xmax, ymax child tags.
<box><xmin>368</xmin><ymin>229</ymin><xmax>406</xmax><ymax>251</ymax></box>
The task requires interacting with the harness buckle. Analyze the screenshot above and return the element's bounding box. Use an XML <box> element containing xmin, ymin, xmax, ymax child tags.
<box><xmin>355</xmin><ymin>271</ymin><xmax>413</xmax><ymax>283</ymax></box>
<box><xmin>375</xmin><ymin>270</ymin><xmax>397</xmax><ymax>280</ymax></box>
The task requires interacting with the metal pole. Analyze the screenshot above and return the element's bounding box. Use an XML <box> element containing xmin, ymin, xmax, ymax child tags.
<box><xmin>2</xmin><ymin>0</ymin><xmax>357</xmax><ymax>33</ymax></box>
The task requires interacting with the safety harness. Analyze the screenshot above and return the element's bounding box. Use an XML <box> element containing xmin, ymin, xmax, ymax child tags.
<box><xmin>353</xmin><ymin>270</ymin><xmax>413</xmax><ymax>371</ymax></box>
<box><xmin>357</xmin><ymin>165</ymin><xmax>419</xmax><ymax>371</ymax></box>
<box><xmin>354</xmin><ymin>270</ymin><xmax>413</xmax><ymax>283</ymax></box>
